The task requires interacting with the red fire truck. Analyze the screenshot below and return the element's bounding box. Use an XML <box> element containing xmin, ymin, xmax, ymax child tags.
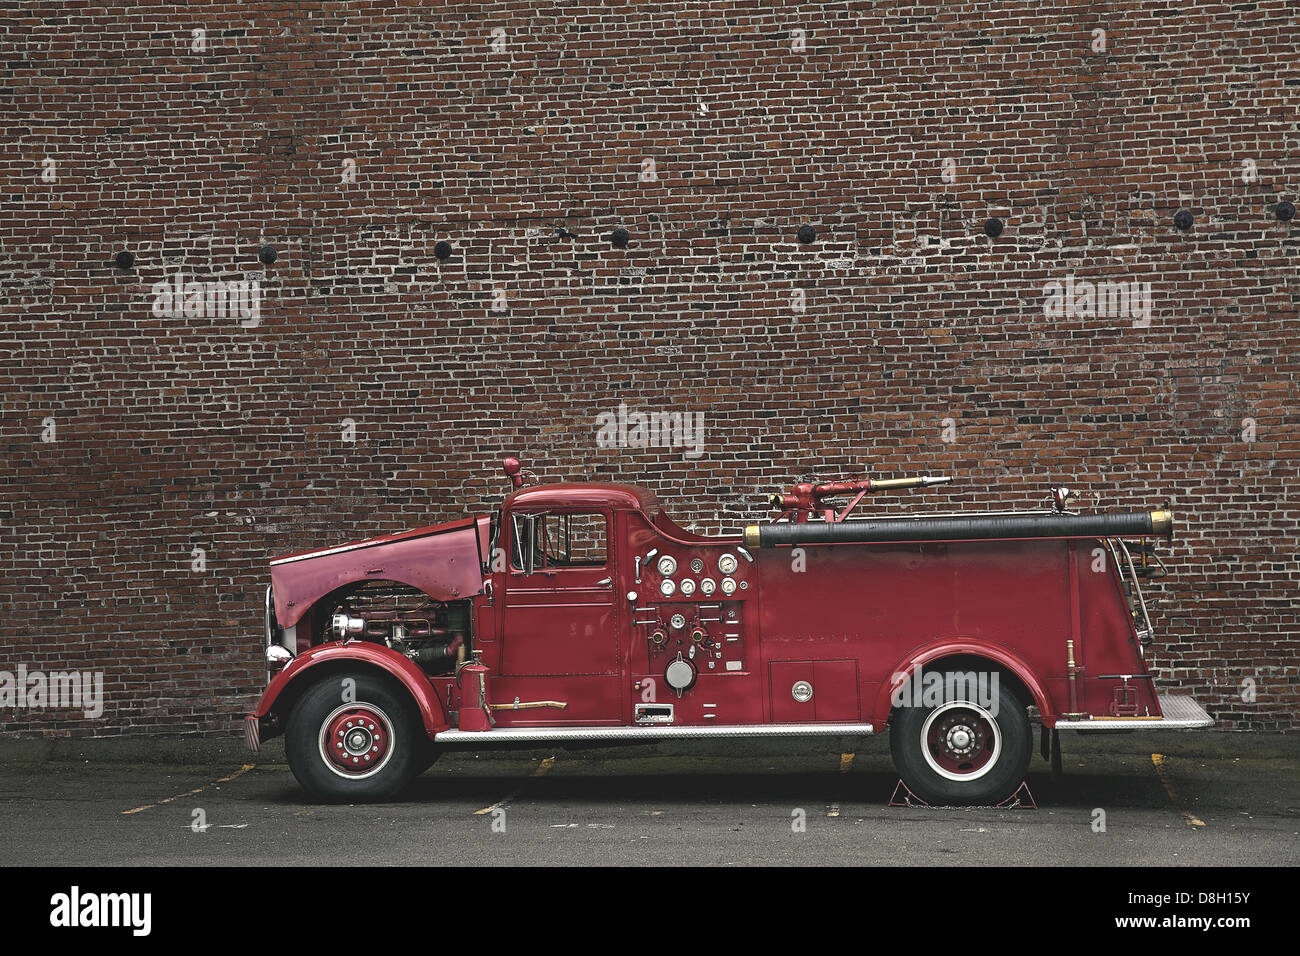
<box><xmin>245</xmin><ymin>458</ymin><xmax>1212</xmax><ymax>805</ymax></box>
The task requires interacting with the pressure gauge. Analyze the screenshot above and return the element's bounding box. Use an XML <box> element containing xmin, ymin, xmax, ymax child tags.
<box><xmin>659</xmin><ymin>578</ymin><xmax>676</xmax><ymax>597</ymax></box>
<box><xmin>690</xmin><ymin>558</ymin><xmax>705</xmax><ymax>574</ymax></box>
<box><xmin>699</xmin><ymin>577</ymin><xmax>717</xmax><ymax>596</ymax></box>
<box><xmin>669</xmin><ymin>613</ymin><xmax>687</xmax><ymax>630</ymax></box>
<box><xmin>657</xmin><ymin>555</ymin><xmax>678</xmax><ymax>577</ymax></box>
<box><xmin>720</xmin><ymin>577</ymin><xmax>737</xmax><ymax>595</ymax></box>
<box><xmin>717</xmin><ymin>553</ymin><xmax>739</xmax><ymax>575</ymax></box>
<box><xmin>679</xmin><ymin>578</ymin><xmax>697</xmax><ymax>596</ymax></box>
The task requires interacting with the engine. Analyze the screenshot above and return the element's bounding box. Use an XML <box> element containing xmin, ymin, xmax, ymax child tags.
<box><xmin>322</xmin><ymin>583</ymin><xmax>468</xmax><ymax>675</ymax></box>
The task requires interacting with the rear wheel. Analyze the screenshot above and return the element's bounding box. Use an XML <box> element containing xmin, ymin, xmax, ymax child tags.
<box><xmin>890</xmin><ymin>671</ymin><xmax>1031</xmax><ymax>805</ymax></box>
<box><xmin>285</xmin><ymin>673</ymin><xmax>423</xmax><ymax>803</ymax></box>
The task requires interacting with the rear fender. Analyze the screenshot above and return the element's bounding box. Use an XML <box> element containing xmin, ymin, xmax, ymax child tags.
<box><xmin>251</xmin><ymin>641</ymin><xmax>449</xmax><ymax>741</ymax></box>
<box><xmin>871</xmin><ymin>640</ymin><xmax>1054</xmax><ymax>729</ymax></box>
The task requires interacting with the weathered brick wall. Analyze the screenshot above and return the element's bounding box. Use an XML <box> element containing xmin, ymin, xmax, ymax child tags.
<box><xmin>2</xmin><ymin>3</ymin><xmax>1296</xmax><ymax>736</ymax></box>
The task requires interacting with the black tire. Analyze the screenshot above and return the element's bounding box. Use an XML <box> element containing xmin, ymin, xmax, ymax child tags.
<box><xmin>416</xmin><ymin>742</ymin><xmax>443</xmax><ymax>776</ymax></box>
<box><xmin>890</xmin><ymin>670</ymin><xmax>1032</xmax><ymax>805</ymax></box>
<box><xmin>285</xmin><ymin>672</ymin><xmax>424</xmax><ymax>803</ymax></box>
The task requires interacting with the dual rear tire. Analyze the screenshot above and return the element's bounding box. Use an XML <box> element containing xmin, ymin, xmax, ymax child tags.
<box><xmin>890</xmin><ymin>671</ymin><xmax>1032</xmax><ymax>805</ymax></box>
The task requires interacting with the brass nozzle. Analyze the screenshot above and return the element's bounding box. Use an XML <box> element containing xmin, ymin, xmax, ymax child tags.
<box><xmin>743</xmin><ymin>524</ymin><xmax>762</xmax><ymax>548</ymax></box>
<box><xmin>869</xmin><ymin>476</ymin><xmax>920</xmax><ymax>491</ymax></box>
<box><xmin>1150</xmin><ymin>509</ymin><xmax>1173</xmax><ymax>536</ymax></box>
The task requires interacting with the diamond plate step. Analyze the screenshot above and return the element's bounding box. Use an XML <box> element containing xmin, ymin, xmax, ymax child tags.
<box><xmin>1054</xmin><ymin>694</ymin><xmax>1213</xmax><ymax>730</ymax></box>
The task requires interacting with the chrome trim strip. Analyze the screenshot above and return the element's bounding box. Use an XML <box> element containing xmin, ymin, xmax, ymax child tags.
<box><xmin>264</xmin><ymin>585</ymin><xmax>274</xmax><ymax>646</ymax></box>
<box><xmin>1054</xmin><ymin>695</ymin><xmax>1213</xmax><ymax>730</ymax></box>
<box><xmin>433</xmin><ymin>721</ymin><xmax>875</xmax><ymax>743</ymax></box>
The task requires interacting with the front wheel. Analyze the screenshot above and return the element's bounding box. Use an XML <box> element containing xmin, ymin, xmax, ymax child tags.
<box><xmin>285</xmin><ymin>673</ymin><xmax>424</xmax><ymax>803</ymax></box>
<box><xmin>890</xmin><ymin>671</ymin><xmax>1032</xmax><ymax>805</ymax></box>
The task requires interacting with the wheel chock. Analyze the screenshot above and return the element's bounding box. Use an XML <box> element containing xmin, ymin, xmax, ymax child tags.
<box><xmin>888</xmin><ymin>779</ymin><xmax>1037</xmax><ymax>809</ymax></box>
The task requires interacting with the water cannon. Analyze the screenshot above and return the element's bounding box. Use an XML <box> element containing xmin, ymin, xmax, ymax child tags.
<box><xmin>769</xmin><ymin>474</ymin><xmax>953</xmax><ymax>523</ymax></box>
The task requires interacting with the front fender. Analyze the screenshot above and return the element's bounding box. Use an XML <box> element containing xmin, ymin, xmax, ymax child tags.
<box><xmin>870</xmin><ymin>639</ymin><xmax>1055</xmax><ymax>729</ymax></box>
<box><xmin>250</xmin><ymin>641</ymin><xmax>450</xmax><ymax>741</ymax></box>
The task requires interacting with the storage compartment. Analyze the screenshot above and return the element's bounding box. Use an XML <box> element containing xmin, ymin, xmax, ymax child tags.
<box><xmin>769</xmin><ymin>660</ymin><xmax>860</xmax><ymax>722</ymax></box>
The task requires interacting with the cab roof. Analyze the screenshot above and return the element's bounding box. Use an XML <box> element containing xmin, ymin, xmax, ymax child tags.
<box><xmin>503</xmin><ymin>482</ymin><xmax>661</xmax><ymax>514</ymax></box>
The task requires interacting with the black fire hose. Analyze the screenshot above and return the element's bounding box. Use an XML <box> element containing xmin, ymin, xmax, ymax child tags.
<box><xmin>743</xmin><ymin>510</ymin><xmax>1172</xmax><ymax>548</ymax></box>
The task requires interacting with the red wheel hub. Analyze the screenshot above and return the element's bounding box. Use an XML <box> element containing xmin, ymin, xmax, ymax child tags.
<box><xmin>925</xmin><ymin>707</ymin><xmax>996</xmax><ymax>776</ymax></box>
<box><xmin>322</xmin><ymin>706</ymin><xmax>390</xmax><ymax>775</ymax></box>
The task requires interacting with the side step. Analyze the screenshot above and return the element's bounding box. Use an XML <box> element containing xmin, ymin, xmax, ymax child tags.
<box><xmin>434</xmin><ymin>722</ymin><xmax>875</xmax><ymax>744</ymax></box>
<box><xmin>1053</xmin><ymin>694</ymin><xmax>1213</xmax><ymax>731</ymax></box>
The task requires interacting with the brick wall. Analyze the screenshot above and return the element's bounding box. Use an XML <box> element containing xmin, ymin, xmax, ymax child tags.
<box><xmin>2</xmin><ymin>2</ymin><xmax>1296</xmax><ymax>736</ymax></box>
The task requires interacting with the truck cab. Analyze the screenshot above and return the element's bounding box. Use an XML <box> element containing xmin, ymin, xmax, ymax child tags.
<box><xmin>482</xmin><ymin>482</ymin><xmax>763</xmax><ymax>730</ymax></box>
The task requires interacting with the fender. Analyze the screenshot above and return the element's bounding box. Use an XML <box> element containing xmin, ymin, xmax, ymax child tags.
<box><xmin>870</xmin><ymin>639</ymin><xmax>1056</xmax><ymax>730</ymax></box>
<box><xmin>251</xmin><ymin>641</ymin><xmax>450</xmax><ymax>739</ymax></box>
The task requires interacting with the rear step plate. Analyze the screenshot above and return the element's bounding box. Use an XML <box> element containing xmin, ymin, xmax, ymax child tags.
<box><xmin>1054</xmin><ymin>694</ymin><xmax>1213</xmax><ymax>730</ymax></box>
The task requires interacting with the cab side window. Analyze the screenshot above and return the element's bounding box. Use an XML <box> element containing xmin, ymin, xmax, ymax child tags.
<box><xmin>511</xmin><ymin>512</ymin><xmax>607</xmax><ymax>571</ymax></box>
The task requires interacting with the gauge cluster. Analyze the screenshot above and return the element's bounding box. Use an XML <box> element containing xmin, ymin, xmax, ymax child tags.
<box><xmin>646</xmin><ymin>548</ymin><xmax>750</xmax><ymax>602</ymax></box>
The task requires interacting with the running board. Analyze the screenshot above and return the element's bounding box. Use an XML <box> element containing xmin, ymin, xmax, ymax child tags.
<box><xmin>1053</xmin><ymin>694</ymin><xmax>1213</xmax><ymax>730</ymax></box>
<box><xmin>434</xmin><ymin>722</ymin><xmax>875</xmax><ymax>744</ymax></box>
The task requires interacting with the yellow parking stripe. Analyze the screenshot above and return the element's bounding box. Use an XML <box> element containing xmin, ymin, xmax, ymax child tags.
<box><xmin>123</xmin><ymin>764</ymin><xmax>255</xmax><ymax>815</ymax></box>
<box><xmin>1151</xmin><ymin>754</ymin><xmax>1205</xmax><ymax>828</ymax></box>
<box><xmin>827</xmin><ymin>753</ymin><xmax>854</xmax><ymax>817</ymax></box>
<box><xmin>473</xmin><ymin>756</ymin><xmax>555</xmax><ymax>815</ymax></box>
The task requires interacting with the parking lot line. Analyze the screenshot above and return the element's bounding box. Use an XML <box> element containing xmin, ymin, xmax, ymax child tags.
<box><xmin>827</xmin><ymin>752</ymin><xmax>854</xmax><ymax>817</ymax></box>
<box><xmin>122</xmin><ymin>764</ymin><xmax>255</xmax><ymax>816</ymax></box>
<box><xmin>473</xmin><ymin>756</ymin><xmax>555</xmax><ymax>816</ymax></box>
<box><xmin>1151</xmin><ymin>753</ymin><xmax>1206</xmax><ymax>828</ymax></box>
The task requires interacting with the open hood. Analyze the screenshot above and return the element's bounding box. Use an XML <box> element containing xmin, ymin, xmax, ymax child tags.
<box><xmin>269</xmin><ymin>516</ymin><xmax>488</xmax><ymax>628</ymax></box>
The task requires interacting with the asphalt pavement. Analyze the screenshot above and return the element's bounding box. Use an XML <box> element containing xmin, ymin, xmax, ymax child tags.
<box><xmin>1</xmin><ymin>731</ymin><xmax>1295</xmax><ymax>867</ymax></box>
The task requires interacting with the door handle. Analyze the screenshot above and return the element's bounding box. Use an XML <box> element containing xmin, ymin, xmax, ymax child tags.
<box><xmin>596</xmin><ymin>577</ymin><xmax>612</xmax><ymax>587</ymax></box>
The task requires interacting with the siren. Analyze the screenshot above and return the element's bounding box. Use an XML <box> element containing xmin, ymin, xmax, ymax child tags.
<box><xmin>503</xmin><ymin>457</ymin><xmax>524</xmax><ymax>489</ymax></box>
